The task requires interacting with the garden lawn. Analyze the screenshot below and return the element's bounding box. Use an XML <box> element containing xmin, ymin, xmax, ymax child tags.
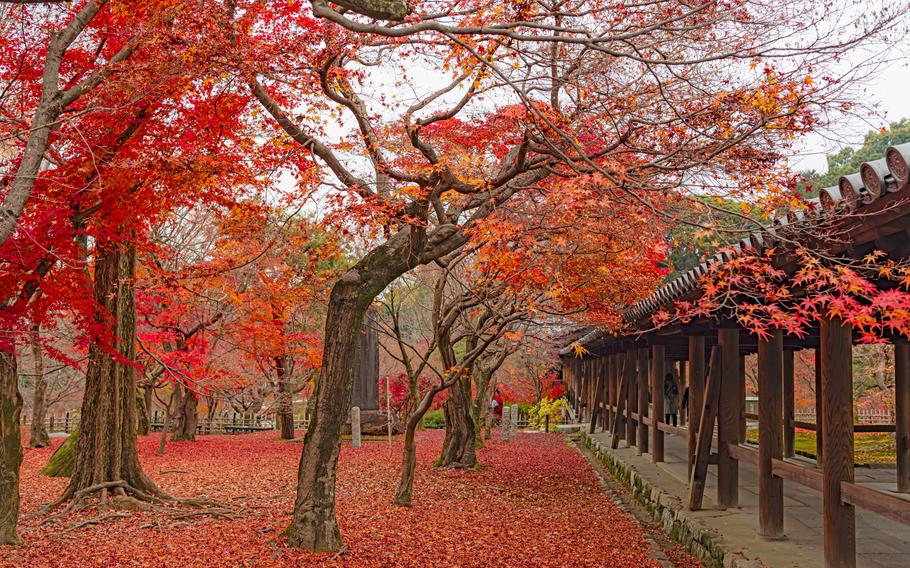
<box><xmin>745</xmin><ymin>429</ymin><xmax>896</xmax><ymax>464</ymax></box>
<box><xmin>2</xmin><ymin>430</ymin><xmax>699</xmax><ymax>567</ymax></box>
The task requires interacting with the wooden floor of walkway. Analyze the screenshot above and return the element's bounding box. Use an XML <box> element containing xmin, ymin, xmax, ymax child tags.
<box><xmin>586</xmin><ymin>428</ymin><xmax>910</xmax><ymax>568</ymax></box>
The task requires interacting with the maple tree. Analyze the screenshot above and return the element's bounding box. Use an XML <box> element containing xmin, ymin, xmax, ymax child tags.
<box><xmin>0</xmin><ymin>0</ymin><xmax>903</xmax><ymax>554</ymax></box>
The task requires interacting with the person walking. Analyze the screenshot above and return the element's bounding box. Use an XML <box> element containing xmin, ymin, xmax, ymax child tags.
<box><xmin>664</xmin><ymin>372</ymin><xmax>680</xmax><ymax>427</ymax></box>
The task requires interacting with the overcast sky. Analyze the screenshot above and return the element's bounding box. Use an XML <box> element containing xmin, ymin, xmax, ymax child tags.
<box><xmin>791</xmin><ymin>55</ymin><xmax>910</xmax><ymax>173</ymax></box>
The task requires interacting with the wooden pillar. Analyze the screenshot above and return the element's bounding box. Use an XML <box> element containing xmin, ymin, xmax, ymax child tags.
<box><xmin>651</xmin><ymin>344</ymin><xmax>665</xmax><ymax>462</ymax></box>
<box><xmin>588</xmin><ymin>359</ymin><xmax>597</xmax><ymax>422</ymax></box>
<box><xmin>613</xmin><ymin>354</ymin><xmax>625</xmax><ymax>442</ymax></box>
<box><xmin>820</xmin><ymin>318</ymin><xmax>855</xmax><ymax>568</ymax></box>
<box><xmin>717</xmin><ymin>327</ymin><xmax>741</xmax><ymax>509</ymax></box>
<box><xmin>895</xmin><ymin>340</ymin><xmax>910</xmax><ymax>493</ymax></box>
<box><xmin>589</xmin><ymin>359</ymin><xmax>604</xmax><ymax>435</ymax></box>
<box><xmin>626</xmin><ymin>351</ymin><xmax>637</xmax><ymax>446</ymax></box>
<box><xmin>688</xmin><ymin>336</ymin><xmax>705</xmax><ymax>477</ymax></box>
<box><xmin>689</xmin><ymin>346</ymin><xmax>721</xmax><ymax>510</ymax></box>
<box><xmin>815</xmin><ymin>348</ymin><xmax>824</xmax><ymax>466</ymax></box>
<box><xmin>600</xmin><ymin>357</ymin><xmax>613</xmax><ymax>432</ymax></box>
<box><xmin>679</xmin><ymin>360</ymin><xmax>688</xmax><ymax>426</ymax></box>
<box><xmin>612</xmin><ymin>354</ymin><xmax>620</xmax><ymax>429</ymax></box>
<box><xmin>783</xmin><ymin>349</ymin><xmax>796</xmax><ymax>459</ymax></box>
<box><xmin>637</xmin><ymin>348</ymin><xmax>649</xmax><ymax>455</ymax></box>
<box><xmin>739</xmin><ymin>354</ymin><xmax>747</xmax><ymax>441</ymax></box>
<box><xmin>758</xmin><ymin>330</ymin><xmax>784</xmax><ymax>538</ymax></box>
<box><xmin>599</xmin><ymin>358</ymin><xmax>609</xmax><ymax>431</ymax></box>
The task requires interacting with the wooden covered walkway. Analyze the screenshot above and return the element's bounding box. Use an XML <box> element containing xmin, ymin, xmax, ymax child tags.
<box><xmin>585</xmin><ymin>424</ymin><xmax>909</xmax><ymax>567</ymax></box>
<box><xmin>560</xmin><ymin>144</ymin><xmax>910</xmax><ymax>568</ymax></box>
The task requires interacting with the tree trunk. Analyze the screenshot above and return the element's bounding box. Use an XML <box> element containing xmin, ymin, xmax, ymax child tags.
<box><xmin>438</xmin><ymin>377</ymin><xmax>476</xmax><ymax>468</ymax></box>
<box><xmin>286</xmin><ymin>233</ymin><xmax>410</xmax><ymax>550</ymax></box>
<box><xmin>393</xmin><ymin>382</ymin><xmax>447</xmax><ymax>507</ymax></box>
<box><xmin>29</xmin><ymin>324</ymin><xmax>50</xmax><ymax>448</ymax></box>
<box><xmin>392</xmin><ymin>412</ymin><xmax>421</xmax><ymax>507</ymax></box>
<box><xmin>171</xmin><ymin>384</ymin><xmax>198</xmax><ymax>442</ymax></box>
<box><xmin>136</xmin><ymin>386</ymin><xmax>150</xmax><ymax>437</ymax></box>
<box><xmin>0</xmin><ymin>349</ymin><xmax>23</xmax><ymax>545</ymax></box>
<box><xmin>65</xmin><ymin>243</ymin><xmax>159</xmax><ymax>499</ymax></box>
<box><xmin>276</xmin><ymin>355</ymin><xmax>295</xmax><ymax>440</ymax></box>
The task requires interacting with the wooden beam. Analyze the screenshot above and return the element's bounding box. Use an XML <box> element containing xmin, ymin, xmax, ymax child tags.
<box><xmin>840</xmin><ymin>481</ymin><xmax>910</xmax><ymax>527</ymax></box>
<box><xmin>896</xmin><ymin>340</ymin><xmax>910</xmax><ymax>494</ymax></box>
<box><xmin>688</xmin><ymin>346</ymin><xmax>720</xmax><ymax>510</ymax></box>
<box><xmin>758</xmin><ymin>330</ymin><xmax>784</xmax><ymax>538</ymax></box>
<box><xmin>688</xmin><ymin>336</ymin><xmax>705</xmax><ymax>478</ymax></box>
<box><xmin>626</xmin><ymin>351</ymin><xmax>637</xmax><ymax>446</ymax></box>
<box><xmin>820</xmin><ymin>318</ymin><xmax>856</xmax><ymax>568</ymax></box>
<box><xmin>637</xmin><ymin>348</ymin><xmax>649</xmax><ymax>455</ymax></box>
<box><xmin>717</xmin><ymin>328</ymin><xmax>741</xmax><ymax>509</ymax></box>
<box><xmin>772</xmin><ymin>458</ymin><xmax>823</xmax><ymax>492</ymax></box>
<box><xmin>815</xmin><ymin>347</ymin><xmax>824</xmax><ymax>467</ymax></box>
<box><xmin>651</xmin><ymin>344</ymin><xmax>666</xmax><ymax>462</ymax></box>
<box><xmin>727</xmin><ymin>442</ymin><xmax>759</xmax><ymax>466</ymax></box>
<box><xmin>783</xmin><ymin>349</ymin><xmax>795</xmax><ymax>458</ymax></box>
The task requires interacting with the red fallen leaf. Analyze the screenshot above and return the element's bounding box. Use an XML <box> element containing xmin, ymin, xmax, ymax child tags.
<box><xmin>4</xmin><ymin>431</ymin><xmax>701</xmax><ymax>567</ymax></box>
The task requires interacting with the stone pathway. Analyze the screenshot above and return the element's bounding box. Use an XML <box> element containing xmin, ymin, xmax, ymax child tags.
<box><xmin>583</xmin><ymin>428</ymin><xmax>910</xmax><ymax>568</ymax></box>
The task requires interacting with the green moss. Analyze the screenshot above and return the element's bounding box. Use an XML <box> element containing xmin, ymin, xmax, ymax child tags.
<box><xmin>41</xmin><ymin>429</ymin><xmax>77</xmax><ymax>477</ymax></box>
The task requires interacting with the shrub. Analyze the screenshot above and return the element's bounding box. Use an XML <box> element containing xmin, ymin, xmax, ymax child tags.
<box><xmin>421</xmin><ymin>409</ymin><xmax>446</xmax><ymax>429</ymax></box>
<box><xmin>529</xmin><ymin>398</ymin><xmax>569</xmax><ymax>432</ymax></box>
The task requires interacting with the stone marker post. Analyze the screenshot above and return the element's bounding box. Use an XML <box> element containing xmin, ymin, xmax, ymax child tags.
<box><xmin>511</xmin><ymin>405</ymin><xmax>519</xmax><ymax>438</ymax></box>
<box><xmin>351</xmin><ymin>406</ymin><xmax>362</xmax><ymax>448</ymax></box>
<box><xmin>501</xmin><ymin>406</ymin><xmax>510</xmax><ymax>442</ymax></box>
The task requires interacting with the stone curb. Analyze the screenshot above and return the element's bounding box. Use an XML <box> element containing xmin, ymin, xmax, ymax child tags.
<box><xmin>580</xmin><ymin>431</ymin><xmax>762</xmax><ymax>568</ymax></box>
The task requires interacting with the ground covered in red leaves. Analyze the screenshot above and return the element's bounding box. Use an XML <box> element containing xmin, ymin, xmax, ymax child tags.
<box><xmin>2</xmin><ymin>430</ymin><xmax>700</xmax><ymax>567</ymax></box>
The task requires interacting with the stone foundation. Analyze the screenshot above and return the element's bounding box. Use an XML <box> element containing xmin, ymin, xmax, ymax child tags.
<box><xmin>580</xmin><ymin>431</ymin><xmax>760</xmax><ymax>568</ymax></box>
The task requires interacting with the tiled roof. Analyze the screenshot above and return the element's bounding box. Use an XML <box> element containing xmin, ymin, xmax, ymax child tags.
<box><xmin>560</xmin><ymin>142</ymin><xmax>910</xmax><ymax>356</ymax></box>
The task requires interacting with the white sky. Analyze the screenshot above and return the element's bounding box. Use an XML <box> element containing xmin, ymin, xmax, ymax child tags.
<box><xmin>791</xmin><ymin>56</ymin><xmax>910</xmax><ymax>173</ymax></box>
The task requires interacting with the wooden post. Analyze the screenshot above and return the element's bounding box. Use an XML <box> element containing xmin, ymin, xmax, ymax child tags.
<box><xmin>689</xmin><ymin>346</ymin><xmax>720</xmax><ymax>510</ymax></box>
<box><xmin>637</xmin><ymin>348</ymin><xmax>649</xmax><ymax>455</ymax></box>
<box><xmin>688</xmin><ymin>336</ymin><xmax>705</xmax><ymax>477</ymax></box>
<box><xmin>758</xmin><ymin>330</ymin><xmax>784</xmax><ymax>538</ymax></box>
<box><xmin>783</xmin><ymin>349</ymin><xmax>796</xmax><ymax>459</ymax></box>
<box><xmin>717</xmin><ymin>327</ymin><xmax>741</xmax><ymax>509</ymax></box>
<box><xmin>739</xmin><ymin>354</ymin><xmax>747</xmax><ymax>442</ymax></box>
<box><xmin>679</xmin><ymin>360</ymin><xmax>688</xmax><ymax>426</ymax></box>
<box><xmin>895</xmin><ymin>340</ymin><xmax>910</xmax><ymax>493</ymax></box>
<box><xmin>820</xmin><ymin>318</ymin><xmax>855</xmax><ymax>568</ymax></box>
<box><xmin>651</xmin><ymin>344</ymin><xmax>665</xmax><ymax>462</ymax></box>
<box><xmin>589</xmin><ymin>358</ymin><xmax>604</xmax><ymax>435</ymax></box>
<box><xmin>610</xmin><ymin>356</ymin><xmax>629</xmax><ymax>450</ymax></box>
<box><xmin>598</xmin><ymin>358</ymin><xmax>609</xmax><ymax>431</ymax></box>
<box><xmin>626</xmin><ymin>351</ymin><xmax>637</xmax><ymax>446</ymax></box>
<box><xmin>606</xmin><ymin>355</ymin><xmax>614</xmax><ymax>428</ymax></box>
<box><xmin>815</xmin><ymin>348</ymin><xmax>824</xmax><ymax>466</ymax></box>
<box><xmin>613</xmin><ymin>354</ymin><xmax>624</xmax><ymax>442</ymax></box>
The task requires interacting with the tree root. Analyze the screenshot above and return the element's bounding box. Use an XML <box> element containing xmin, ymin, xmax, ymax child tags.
<box><xmin>26</xmin><ymin>481</ymin><xmax>233</xmax><ymax>534</ymax></box>
<box><xmin>62</xmin><ymin>513</ymin><xmax>131</xmax><ymax>534</ymax></box>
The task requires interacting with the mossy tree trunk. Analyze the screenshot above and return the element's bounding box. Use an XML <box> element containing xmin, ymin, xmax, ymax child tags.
<box><xmin>0</xmin><ymin>349</ymin><xmax>23</xmax><ymax>545</ymax></box>
<box><xmin>64</xmin><ymin>243</ymin><xmax>158</xmax><ymax>499</ymax></box>
<box><xmin>28</xmin><ymin>323</ymin><xmax>50</xmax><ymax>448</ymax></box>
<box><xmin>285</xmin><ymin>233</ymin><xmax>420</xmax><ymax>551</ymax></box>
